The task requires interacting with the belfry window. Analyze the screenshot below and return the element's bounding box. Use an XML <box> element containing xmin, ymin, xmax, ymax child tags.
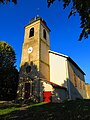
<box><xmin>43</xmin><ymin>29</ymin><xmax>47</xmax><ymax>40</ymax></box>
<box><xmin>29</xmin><ymin>28</ymin><xmax>34</xmax><ymax>37</ymax></box>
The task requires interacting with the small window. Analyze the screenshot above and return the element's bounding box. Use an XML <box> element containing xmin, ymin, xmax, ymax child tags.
<box><xmin>78</xmin><ymin>76</ymin><xmax>81</xmax><ymax>89</ymax></box>
<box><xmin>43</xmin><ymin>29</ymin><xmax>47</xmax><ymax>40</ymax></box>
<box><xmin>82</xmin><ymin>81</ymin><xmax>85</xmax><ymax>90</ymax></box>
<box><xmin>80</xmin><ymin>80</ymin><xmax>82</xmax><ymax>89</ymax></box>
<box><xmin>29</xmin><ymin>28</ymin><xmax>34</xmax><ymax>37</ymax></box>
<box><xmin>74</xmin><ymin>73</ymin><xmax>77</xmax><ymax>87</ymax></box>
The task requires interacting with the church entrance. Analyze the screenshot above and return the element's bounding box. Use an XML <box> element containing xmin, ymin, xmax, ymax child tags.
<box><xmin>24</xmin><ymin>83</ymin><xmax>30</xmax><ymax>99</ymax></box>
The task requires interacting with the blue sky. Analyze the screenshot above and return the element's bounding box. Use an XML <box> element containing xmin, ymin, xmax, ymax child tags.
<box><xmin>0</xmin><ymin>0</ymin><xmax>90</xmax><ymax>83</ymax></box>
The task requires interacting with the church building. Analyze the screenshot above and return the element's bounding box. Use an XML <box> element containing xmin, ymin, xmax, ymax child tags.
<box><xmin>18</xmin><ymin>16</ymin><xmax>86</xmax><ymax>102</ymax></box>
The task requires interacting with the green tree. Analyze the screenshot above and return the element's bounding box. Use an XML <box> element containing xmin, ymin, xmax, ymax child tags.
<box><xmin>47</xmin><ymin>0</ymin><xmax>90</xmax><ymax>41</ymax></box>
<box><xmin>0</xmin><ymin>41</ymin><xmax>19</xmax><ymax>100</ymax></box>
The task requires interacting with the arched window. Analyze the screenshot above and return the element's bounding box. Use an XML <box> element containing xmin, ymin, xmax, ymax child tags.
<box><xmin>43</xmin><ymin>29</ymin><xmax>47</xmax><ymax>40</ymax></box>
<box><xmin>29</xmin><ymin>28</ymin><xmax>34</xmax><ymax>37</ymax></box>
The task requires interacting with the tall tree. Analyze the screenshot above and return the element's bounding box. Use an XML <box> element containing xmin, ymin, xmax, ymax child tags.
<box><xmin>47</xmin><ymin>0</ymin><xmax>90</xmax><ymax>41</ymax></box>
<box><xmin>0</xmin><ymin>41</ymin><xmax>19</xmax><ymax>100</ymax></box>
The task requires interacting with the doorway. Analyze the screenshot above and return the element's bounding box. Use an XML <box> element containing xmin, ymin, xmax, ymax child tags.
<box><xmin>24</xmin><ymin>83</ymin><xmax>30</xmax><ymax>99</ymax></box>
<box><xmin>43</xmin><ymin>91</ymin><xmax>52</xmax><ymax>102</ymax></box>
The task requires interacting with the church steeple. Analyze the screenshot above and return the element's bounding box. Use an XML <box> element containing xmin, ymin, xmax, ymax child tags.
<box><xmin>20</xmin><ymin>16</ymin><xmax>50</xmax><ymax>81</ymax></box>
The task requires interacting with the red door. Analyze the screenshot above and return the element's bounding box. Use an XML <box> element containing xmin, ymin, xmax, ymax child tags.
<box><xmin>43</xmin><ymin>91</ymin><xmax>52</xmax><ymax>102</ymax></box>
<box><xmin>24</xmin><ymin>83</ymin><xmax>30</xmax><ymax>99</ymax></box>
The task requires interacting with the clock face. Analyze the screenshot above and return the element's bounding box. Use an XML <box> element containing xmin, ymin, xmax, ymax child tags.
<box><xmin>28</xmin><ymin>47</ymin><xmax>33</xmax><ymax>54</ymax></box>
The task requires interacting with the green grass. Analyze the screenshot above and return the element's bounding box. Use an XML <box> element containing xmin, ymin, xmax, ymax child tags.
<box><xmin>0</xmin><ymin>99</ymin><xmax>90</xmax><ymax>120</ymax></box>
<box><xmin>0</xmin><ymin>102</ymin><xmax>46</xmax><ymax>115</ymax></box>
<box><xmin>27</xmin><ymin>102</ymin><xmax>47</xmax><ymax>108</ymax></box>
<box><xmin>0</xmin><ymin>107</ymin><xmax>19</xmax><ymax>115</ymax></box>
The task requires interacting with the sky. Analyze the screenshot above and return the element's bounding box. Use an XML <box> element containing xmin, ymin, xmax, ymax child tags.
<box><xmin>0</xmin><ymin>0</ymin><xmax>90</xmax><ymax>83</ymax></box>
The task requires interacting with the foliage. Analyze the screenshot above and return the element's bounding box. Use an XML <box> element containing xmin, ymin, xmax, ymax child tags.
<box><xmin>0</xmin><ymin>41</ymin><xmax>19</xmax><ymax>100</ymax></box>
<box><xmin>0</xmin><ymin>0</ymin><xmax>17</xmax><ymax>4</ymax></box>
<box><xmin>0</xmin><ymin>41</ymin><xmax>16</xmax><ymax>68</ymax></box>
<box><xmin>47</xmin><ymin>0</ymin><xmax>90</xmax><ymax>41</ymax></box>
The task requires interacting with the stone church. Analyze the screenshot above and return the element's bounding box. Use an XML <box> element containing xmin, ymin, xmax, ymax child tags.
<box><xmin>18</xmin><ymin>16</ymin><xmax>86</xmax><ymax>102</ymax></box>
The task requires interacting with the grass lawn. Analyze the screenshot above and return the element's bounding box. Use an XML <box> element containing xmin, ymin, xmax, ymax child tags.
<box><xmin>0</xmin><ymin>99</ymin><xmax>90</xmax><ymax>120</ymax></box>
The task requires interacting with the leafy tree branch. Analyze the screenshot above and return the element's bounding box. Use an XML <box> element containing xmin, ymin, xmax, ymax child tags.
<box><xmin>47</xmin><ymin>0</ymin><xmax>90</xmax><ymax>40</ymax></box>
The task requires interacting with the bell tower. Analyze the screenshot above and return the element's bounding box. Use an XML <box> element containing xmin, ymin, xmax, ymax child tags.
<box><xmin>20</xmin><ymin>16</ymin><xmax>50</xmax><ymax>81</ymax></box>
